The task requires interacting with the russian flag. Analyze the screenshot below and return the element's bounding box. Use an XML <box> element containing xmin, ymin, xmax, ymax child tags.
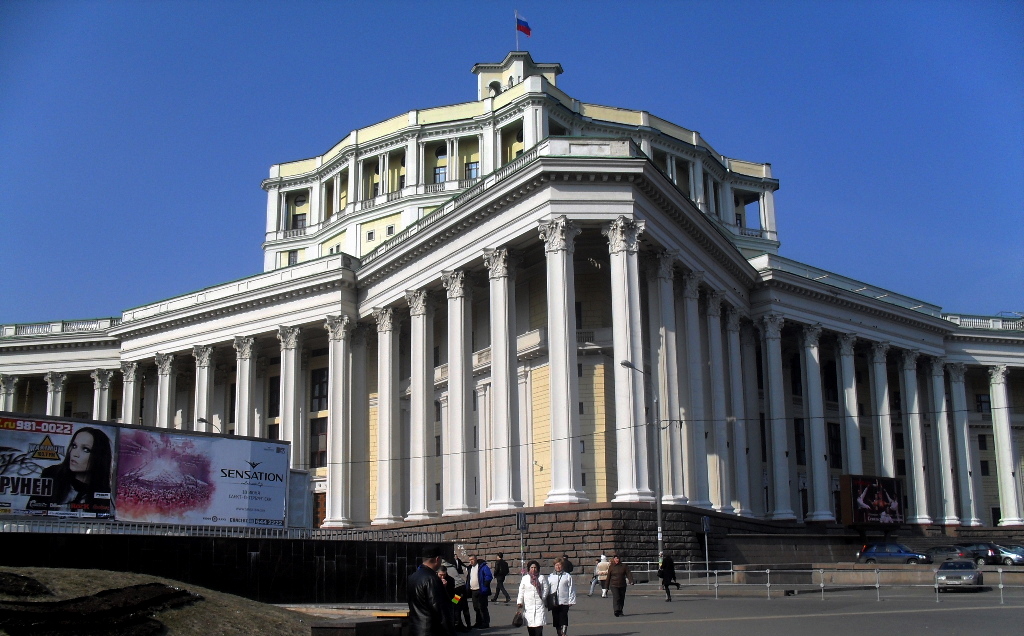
<box><xmin>516</xmin><ymin>14</ymin><xmax>531</xmax><ymax>37</ymax></box>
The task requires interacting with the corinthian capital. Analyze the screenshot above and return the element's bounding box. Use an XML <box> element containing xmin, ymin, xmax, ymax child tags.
<box><xmin>725</xmin><ymin>306</ymin><xmax>742</xmax><ymax>333</ymax></box>
<box><xmin>682</xmin><ymin>271</ymin><xmax>704</xmax><ymax>300</ymax></box>
<box><xmin>372</xmin><ymin>307</ymin><xmax>394</xmax><ymax>332</ymax></box>
<box><xmin>706</xmin><ymin>290</ymin><xmax>723</xmax><ymax>318</ymax></box>
<box><xmin>652</xmin><ymin>250</ymin><xmax>677</xmax><ymax>281</ymax></box>
<box><xmin>602</xmin><ymin>216</ymin><xmax>645</xmax><ymax>255</ymax></box>
<box><xmin>277</xmin><ymin>326</ymin><xmax>301</xmax><ymax>350</ymax></box>
<box><xmin>233</xmin><ymin>336</ymin><xmax>256</xmax><ymax>360</ymax></box>
<box><xmin>154</xmin><ymin>353</ymin><xmax>175</xmax><ymax>376</ymax></box>
<box><xmin>946</xmin><ymin>362</ymin><xmax>966</xmax><ymax>384</ymax></box>
<box><xmin>90</xmin><ymin>369</ymin><xmax>113</xmax><ymax>390</ymax></box>
<box><xmin>0</xmin><ymin>374</ymin><xmax>19</xmax><ymax>394</ymax></box>
<box><xmin>871</xmin><ymin>342</ymin><xmax>890</xmax><ymax>364</ymax></box>
<box><xmin>325</xmin><ymin>315</ymin><xmax>352</xmax><ymax>341</ymax></box>
<box><xmin>120</xmin><ymin>361</ymin><xmax>139</xmax><ymax>382</ymax></box>
<box><xmin>901</xmin><ymin>349</ymin><xmax>919</xmax><ymax>372</ymax></box>
<box><xmin>538</xmin><ymin>215</ymin><xmax>581</xmax><ymax>253</ymax></box>
<box><xmin>762</xmin><ymin>314</ymin><xmax>784</xmax><ymax>340</ymax></box>
<box><xmin>45</xmin><ymin>371</ymin><xmax>68</xmax><ymax>392</ymax></box>
<box><xmin>483</xmin><ymin>248</ymin><xmax>520</xmax><ymax>280</ymax></box>
<box><xmin>838</xmin><ymin>333</ymin><xmax>857</xmax><ymax>357</ymax></box>
<box><xmin>441</xmin><ymin>270</ymin><xmax>467</xmax><ymax>299</ymax></box>
<box><xmin>988</xmin><ymin>364</ymin><xmax>1008</xmax><ymax>385</ymax></box>
<box><xmin>803</xmin><ymin>324</ymin><xmax>822</xmax><ymax>348</ymax></box>
<box><xmin>192</xmin><ymin>345</ymin><xmax>214</xmax><ymax>368</ymax></box>
<box><xmin>930</xmin><ymin>357</ymin><xmax>946</xmax><ymax>378</ymax></box>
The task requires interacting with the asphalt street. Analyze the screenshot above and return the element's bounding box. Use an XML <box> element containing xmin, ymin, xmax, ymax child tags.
<box><xmin>473</xmin><ymin>584</ymin><xmax>1024</xmax><ymax>636</ymax></box>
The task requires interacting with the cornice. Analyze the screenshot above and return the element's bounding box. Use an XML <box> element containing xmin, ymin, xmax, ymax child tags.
<box><xmin>758</xmin><ymin>274</ymin><xmax>953</xmax><ymax>336</ymax></box>
<box><xmin>113</xmin><ymin>277</ymin><xmax>353</xmax><ymax>339</ymax></box>
<box><xmin>0</xmin><ymin>338</ymin><xmax>121</xmax><ymax>354</ymax></box>
<box><xmin>944</xmin><ymin>331</ymin><xmax>1024</xmax><ymax>346</ymax></box>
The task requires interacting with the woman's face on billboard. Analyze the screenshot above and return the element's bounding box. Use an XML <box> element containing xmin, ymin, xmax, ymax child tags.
<box><xmin>68</xmin><ymin>431</ymin><xmax>95</xmax><ymax>475</ymax></box>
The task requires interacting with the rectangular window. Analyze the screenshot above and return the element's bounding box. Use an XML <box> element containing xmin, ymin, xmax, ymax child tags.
<box><xmin>894</xmin><ymin>432</ymin><xmax>904</xmax><ymax>449</ymax></box>
<box><xmin>575</xmin><ymin>302</ymin><xmax>583</xmax><ymax>330</ymax></box>
<box><xmin>268</xmin><ymin>423</ymin><xmax>280</xmax><ymax>440</ymax></box>
<box><xmin>577</xmin><ymin>363</ymin><xmax>583</xmax><ymax>378</ymax></box>
<box><xmin>435</xmin><ymin>435</ymin><xmax>442</xmax><ymax>457</ymax></box>
<box><xmin>309</xmin><ymin>417</ymin><xmax>328</xmax><ymax>468</ymax></box>
<box><xmin>267</xmin><ymin>376</ymin><xmax>280</xmax><ymax>418</ymax></box>
<box><xmin>580</xmin><ymin>439</ymin><xmax>586</xmax><ymax>454</ymax></box>
<box><xmin>896</xmin><ymin>459</ymin><xmax>906</xmax><ymax>476</ymax></box>
<box><xmin>434</xmin><ymin>400</ymin><xmax>442</xmax><ymax>422</ymax></box>
<box><xmin>435</xmin><ymin>483</ymin><xmax>441</xmax><ymax>501</ymax></box>
<box><xmin>827</xmin><ymin>422</ymin><xmax>843</xmax><ymax>469</ymax></box>
<box><xmin>978</xmin><ymin>434</ymin><xmax>988</xmax><ymax>450</ymax></box>
<box><xmin>578</xmin><ymin>402</ymin><xmax>584</xmax><ymax>415</ymax></box>
<box><xmin>760</xmin><ymin>414</ymin><xmax>768</xmax><ymax>463</ymax></box>
<box><xmin>465</xmin><ymin>162</ymin><xmax>480</xmax><ymax>179</ymax></box>
<box><xmin>976</xmin><ymin>394</ymin><xmax>991</xmax><ymax>413</ymax></box>
<box><xmin>366</xmin><ymin>230</ymin><xmax>375</xmax><ymax>242</ymax></box>
<box><xmin>372</xmin><ymin>183</ymin><xmax>379</xmax><ymax>197</ymax></box>
<box><xmin>794</xmin><ymin>418</ymin><xmax>806</xmax><ymax>465</ymax></box>
<box><xmin>433</xmin><ymin>346</ymin><xmax>441</xmax><ymax>367</ymax></box>
<box><xmin>861</xmin><ymin>435</ymin><xmax>867</xmax><ymax>452</ymax></box>
<box><xmin>433</xmin><ymin>166</ymin><xmax>446</xmax><ymax>184</ymax></box>
<box><xmin>386</xmin><ymin>224</ymin><xmax>395</xmax><ymax>236</ymax></box>
<box><xmin>980</xmin><ymin>460</ymin><xmax>990</xmax><ymax>476</ymax></box>
<box><xmin>228</xmin><ymin>384</ymin><xmax>236</xmax><ymax>424</ymax></box>
<box><xmin>291</xmin><ymin>213</ymin><xmax>306</xmax><ymax>230</ymax></box>
<box><xmin>310</xmin><ymin>368</ymin><xmax>329</xmax><ymax>412</ymax></box>
<box><xmin>473</xmin><ymin>425</ymin><xmax>477</xmax><ymax>449</ymax></box>
<box><xmin>581</xmin><ymin>472</ymin><xmax>587</xmax><ymax>487</ymax></box>
<box><xmin>287</xmin><ymin>250</ymin><xmax>298</xmax><ymax>266</ymax></box>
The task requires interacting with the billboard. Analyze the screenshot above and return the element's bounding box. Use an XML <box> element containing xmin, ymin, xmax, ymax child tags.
<box><xmin>116</xmin><ymin>428</ymin><xmax>288</xmax><ymax>527</ymax></box>
<box><xmin>839</xmin><ymin>475</ymin><xmax>904</xmax><ymax>525</ymax></box>
<box><xmin>0</xmin><ymin>417</ymin><xmax>118</xmax><ymax>519</ymax></box>
<box><xmin>1</xmin><ymin>414</ymin><xmax>289</xmax><ymax>528</ymax></box>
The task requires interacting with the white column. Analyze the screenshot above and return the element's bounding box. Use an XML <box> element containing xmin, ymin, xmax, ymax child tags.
<box><xmin>691</xmin><ymin>161</ymin><xmax>706</xmax><ymax>212</ymax></box>
<box><xmin>0</xmin><ymin>375</ymin><xmax>18</xmax><ymax>412</ymax></box>
<box><xmin>707</xmin><ymin>292</ymin><xmax>733</xmax><ymax>513</ymax></box>
<box><xmin>837</xmin><ymin>334</ymin><xmax>863</xmax><ymax>475</ymax></box>
<box><xmin>538</xmin><ymin>216</ymin><xmax>588</xmax><ymax>504</ymax></box>
<box><xmin>405</xmin><ymin>293</ymin><xmax>438</xmax><ymax>520</ymax></box>
<box><xmin>948</xmin><ymin>363</ymin><xmax>981</xmax><ymax>525</ymax></box>
<box><xmin>90</xmin><ymin>369</ymin><xmax>112</xmax><ymax>421</ymax></box>
<box><xmin>380</xmin><ymin>153</ymin><xmax>390</xmax><ymax>194</ymax></box>
<box><xmin>604</xmin><ymin>216</ymin><xmax>654</xmax><ymax>502</ymax></box>
<box><xmin>441</xmin><ymin>270</ymin><xmax>474</xmax><ymax>515</ymax></box>
<box><xmin>154</xmin><ymin>353</ymin><xmax>175</xmax><ymax>429</ymax></box>
<box><xmin>802</xmin><ymin>325</ymin><xmax>833</xmax><ymax>521</ymax></box>
<box><xmin>192</xmin><ymin>346</ymin><xmax>214</xmax><ymax>432</ymax></box>
<box><xmin>760</xmin><ymin>189</ymin><xmax>778</xmax><ymax>239</ymax></box>
<box><xmin>347</xmin><ymin>153</ymin><xmax>358</xmax><ymax>208</ymax></box>
<box><xmin>309</xmin><ymin>182</ymin><xmax>322</xmax><ymax>225</ymax></box>
<box><xmin>119</xmin><ymin>362</ymin><xmax>140</xmax><ymax>425</ymax></box>
<box><xmin>371</xmin><ymin>308</ymin><xmax>402</xmax><ymax>524</ymax></box>
<box><xmin>901</xmin><ymin>350</ymin><xmax>931</xmax><ymax>524</ymax></box>
<box><xmin>719</xmin><ymin>181</ymin><xmax>734</xmax><ymax>224</ymax></box>
<box><xmin>350</xmin><ymin>325</ymin><xmax>371</xmax><ymax>525</ymax></box>
<box><xmin>741</xmin><ymin>325</ymin><xmax>766</xmax><ymax>518</ymax></box>
<box><xmin>265</xmin><ymin>185</ymin><xmax>280</xmax><ymax>235</ymax></box>
<box><xmin>277</xmin><ymin>326</ymin><xmax>302</xmax><ymax>468</ymax></box>
<box><xmin>233</xmin><ymin>336</ymin><xmax>256</xmax><ymax>437</ymax></box>
<box><xmin>323</xmin><ymin>315</ymin><xmax>354</xmax><ymax>527</ymax></box>
<box><xmin>762</xmin><ymin>314</ymin><xmax>794</xmax><ymax>520</ymax></box>
<box><xmin>871</xmin><ymin>342</ymin><xmax>895</xmax><ymax>478</ymax></box>
<box><xmin>726</xmin><ymin>308</ymin><xmax>752</xmax><ymax>516</ymax></box>
<box><xmin>989</xmin><ymin>365</ymin><xmax>1023</xmax><ymax>525</ymax></box>
<box><xmin>929</xmin><ymin>358</ymin><xmax>959</xmax><ymax>525</ymax></box>
<box><xmin>483</xmin><ymin>248</ymin><xmax>523</xmax><ymax>510</ymax></box>
<box><xmin>44</xmin><ymin>371</ymin><xmax>67</xmax><ymax>417</ymax></box>
<box><xmin>683</xmin><ymin>272</ymin><xmax>712</xmax><ymax>508</ymax></box>
<box><xmin>406</xmin><ymin>136</ymin><xmax>419</xmax><ymax>188</ymax></box>
<box><xmin>648</xmin><ymin>252</ymin><xmax>686</xmax><ymax>504</ymax></box>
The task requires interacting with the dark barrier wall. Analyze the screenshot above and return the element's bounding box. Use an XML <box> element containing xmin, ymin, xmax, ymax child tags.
<box><xmin>0</xmin><ymin>533</ymin><xmax>453</xmax><ymax>604</ymax></box>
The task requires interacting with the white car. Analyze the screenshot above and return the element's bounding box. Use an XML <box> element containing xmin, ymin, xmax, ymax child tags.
<box><xmin>935</xmin><ymin>560</ymin><xmax>984</xmax><ymax>591</ymax></box>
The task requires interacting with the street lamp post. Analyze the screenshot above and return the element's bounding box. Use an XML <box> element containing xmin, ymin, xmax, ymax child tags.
<box><xmin>620</xmin><ymin>359</ymin><xmax>664</xmax><ymax>561</ymax></box>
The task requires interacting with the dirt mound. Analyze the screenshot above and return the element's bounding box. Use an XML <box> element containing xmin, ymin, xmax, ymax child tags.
<box><xmin>0</xmin><ymin>573</ymin><xmax>51</xmax><ymax>598</ymax></box>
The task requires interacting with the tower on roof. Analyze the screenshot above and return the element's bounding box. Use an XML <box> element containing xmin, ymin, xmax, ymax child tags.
<box><xmin>471</xmin><ymin>51</ymin><xmax>563</xmax><ymax>100</ymax></box>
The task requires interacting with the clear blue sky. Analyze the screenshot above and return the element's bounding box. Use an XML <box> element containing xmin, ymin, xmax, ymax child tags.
<box><xmin>1</xmin><ymin>1</ymin><xmax>1021</xmax><ymax>325</ymax></box>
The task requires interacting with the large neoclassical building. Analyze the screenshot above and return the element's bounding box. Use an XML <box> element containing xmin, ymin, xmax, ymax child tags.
<box><xmin>2</xmin><ymin>52</ymin><xmax>1022</xmax><ymax>528</ymax></box>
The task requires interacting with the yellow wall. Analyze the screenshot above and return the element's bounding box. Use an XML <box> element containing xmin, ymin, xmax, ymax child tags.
<box><xmin>359</xmin><ymin>212</ymin><xmax>403</xmax><ymax>255</ymax></box>
<box><xmin>279</xmin><ymin>248</ymin><xmax>307</xmax><ymax>267</ymax></box>
<box><xmin>388</xmin><ymin>150</ymin><xmax>406</xmax><ymax>191</ymax></box>
<box><xmin>286</xmin><ymin>191</ymin><xmax>310</xmax><ymax>227</ymax></box>
<box><xmin>360</xmin><ymin>113</ymin><xmax>410</xmax><ymax>144</ymax></box>
<box><xmin>279</xmin><ymin>158</ymin><xmax>317</xmax><ymax>178</ymax></box>
<box><xmin>459</xmin><ymin>138</ymin><xmax>480</xmax><ymax>178</ymax></box>
<box><xmin>338</xmin><ymin>170</ymin><xmax>349</xmax><ymax>208</ymax></box>
<box><xmin>425</xmin><ymin>143</ymin><xmax>448</xmax><ymax>183</ymax></box>
<box><xmin>579</xmin><ymin>104</ymin><xmax>644</xmax><ymax>126</ymax></box>
<box><xmin>418</xmin><ymin>101</ymin><xmax>487</xmax><ymax>125</ymax></box>
<box><xmin>321</xmin><ymin>230</ymin><xmax>347</xmax><ymax>255</ymax></box>
<box><xmin>500</xmin><ymin>123</ymin><xmax>524</xmax><ymax>165</ymax></box>
<box><xmin>579</xmin><ymin>360</ymin><xmax>610</xmax><ymax>502</ymax></box>
<box><xmin>527</xmin><ymin>275</ymin><xmax>546</xmax><ymax>331</ymax></box>
<box><xmin>531</xmin><ymin>364</ymin><xmax>551</xmax><ymax>506</ymax></box>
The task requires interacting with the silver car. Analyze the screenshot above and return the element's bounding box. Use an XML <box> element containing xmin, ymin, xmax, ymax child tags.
<box><xmin>996</xmin><ymin>545</ymin><xmax>1024</xmax><ymax>566</ymax></box>
<box><xmin>935</xmin><ymin>560</ymin><xmax>984</xmax><ymax>591</ymax></box>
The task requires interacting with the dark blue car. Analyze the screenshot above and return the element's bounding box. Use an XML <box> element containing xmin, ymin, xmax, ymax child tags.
<box><xmin>856</xmin><ymin>543</ymin><xmax>931</xmax><ymax>564</ymax></box>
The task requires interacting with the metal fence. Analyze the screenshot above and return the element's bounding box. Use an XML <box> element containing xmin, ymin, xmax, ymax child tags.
<box><xmin>0</xmin><ymin>518</ymin><xmax>444</xmax><ymax>543</ymax></box>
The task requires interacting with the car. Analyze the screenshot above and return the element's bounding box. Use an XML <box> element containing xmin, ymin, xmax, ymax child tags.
<box><xmin>995</xmin><ymin>545</ymin><xmax>1024</xmax><ymax>566</ymax></box>
<box><xmin>935</xmin><ymin>560</ymin><xmax>984</xmax><ymax>591</ymax></box>
<box><xmin>856</xmin><ymin>543</ymin><xmax>932</xmax><ymax>565</ymax></box>
<box><xmin>961</xmin><ymin>542</ymin><xmax>1002</xmax><ymax>566</ymax></box>
<box><xmin>925</xmin><ymin>545</ymin><xmax>972</xmax><ymax>562</ymax></box>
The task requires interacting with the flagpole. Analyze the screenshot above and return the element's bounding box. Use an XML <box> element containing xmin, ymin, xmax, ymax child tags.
<box><xmin>515</xmin><ymin>11</ymin><xmax>520</xmax><ymax>51</ymax></box>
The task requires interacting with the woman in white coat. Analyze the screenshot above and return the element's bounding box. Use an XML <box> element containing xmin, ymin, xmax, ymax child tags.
<box><xmin>548</xmin><ymin>557</ymin><xmax>577</xmax><ymax>636</ymax></box>
<box><xmin>516</xmin><ymin>560</ymin><xmax>549</xmax><ymax>635</ymax></box>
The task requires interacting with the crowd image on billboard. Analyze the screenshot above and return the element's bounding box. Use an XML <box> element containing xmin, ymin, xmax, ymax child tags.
<box><xmin>0</xmin><ymin>417</ymin><xmax>118</xmax><ymax>519</ymax></box>
<box><xmin>852</xmin><ymin>476</ymin><xmax>903</xmax><ymax>524</ymax></box>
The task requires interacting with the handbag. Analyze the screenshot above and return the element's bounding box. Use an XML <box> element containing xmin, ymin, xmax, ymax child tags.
<box><xmin>512</xmin><ymin>609</ymin><xmax>524</xmax><ymax>627</ymax></box>
<box><xmin>544</xmin><ymin>587</ymin><xmax>559</xmax><ymax>611</ymax></box>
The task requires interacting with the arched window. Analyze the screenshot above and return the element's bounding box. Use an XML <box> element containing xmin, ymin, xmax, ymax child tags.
<box><xmin>488</xmin><ymin>81</ymin><xmax>502</xmax><ymax>97</ymax></box>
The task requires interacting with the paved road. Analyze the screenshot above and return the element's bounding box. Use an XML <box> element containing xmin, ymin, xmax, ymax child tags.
<box><xmin>475</xmin><ymin>585</ymin><xmax>1024</xmax><ymax>636</ymax></box>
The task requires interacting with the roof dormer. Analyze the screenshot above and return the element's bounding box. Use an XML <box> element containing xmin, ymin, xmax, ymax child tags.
<box><xmin>471</xmin><ymin>51</ymin><xmax>563</xmax><ymax>100</ymax></box>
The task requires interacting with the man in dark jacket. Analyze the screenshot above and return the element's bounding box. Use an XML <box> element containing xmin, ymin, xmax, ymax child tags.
<box><xmin>467</xmin><ymin>555</ymin><xmax>493</xmax><ymax>628</ymax></box>
<box><xmin>606</xmin><ymin>555</ymin><xmax>634</xmax><ymax>617</ymax></box>
<box><xmin>407</xmin><ymin>547</ymin><xmax>455</xmax><ymax>636</ymax></box>
<box><xmin>491</xmin><ymin>552</ymin><xmax>511</xmax><ymax>603</ymax></box>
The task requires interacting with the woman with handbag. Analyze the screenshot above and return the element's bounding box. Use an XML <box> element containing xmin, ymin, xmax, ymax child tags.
<box><xmin>548</xmin><ymin>557</ymin><xmax>577</xmax><ymax>636</ymax></box>
<box><xmin>515</xmin><ymin>560</ymin><xmax>549</xmax><ymax>635</ymax></box>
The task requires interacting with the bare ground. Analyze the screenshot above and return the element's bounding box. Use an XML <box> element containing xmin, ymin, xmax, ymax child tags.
<box><xmin>0</xmin><ymin>567</ymin><xmax>311</xmax><ymax>636</ymax></box>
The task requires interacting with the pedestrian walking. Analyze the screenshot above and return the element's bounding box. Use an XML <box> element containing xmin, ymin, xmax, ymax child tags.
<box><xmin>658</xmin><ymin>553</ymin><xmax>681</xmax><ymax>601</ymax></box>
<box><xmin>467</xmin><ymin>555</ymin><xmax>493</xmax><ymax>628</ymax></box>
<box><xmin>587</xmin><ymin>557</ymin><xmax>601</xmax><ymax>596</ymax></box>
<box><xmin>448</xmin><ymin>558</ymin><xmax>471</xmax><ymax>632</ymax></box>
<box><xmin>516</xmin><ymin>560</ymin><xmax>549</xmax><ymax>636</ymax></box>
<box><xmin>548</xmin><ymin>557</ymin><xmax>577</xmax><ymax>636</ymax></box>
<box><xmin>595</xmin><ymin>555</ymin><xmax>610</xmax><ymax>598</ymax></box>
<box><xmin>560</xmin><ymin>554</ymin><xmax>574</xmax><ymax>574</ymax></box>
<box><xmin>407</xmin><ymin>546</ymin><xmax>456</xmax><ymax>636</ymax></box>
<box><xmin>606</xmin><ymin>555</ymin><xmax>634</xmax><ymax>617</ymax></box>
<box><xmin>492</xmin><ymin>552</ymin><xmax>512</xmax><ymax>603</ymax></box>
